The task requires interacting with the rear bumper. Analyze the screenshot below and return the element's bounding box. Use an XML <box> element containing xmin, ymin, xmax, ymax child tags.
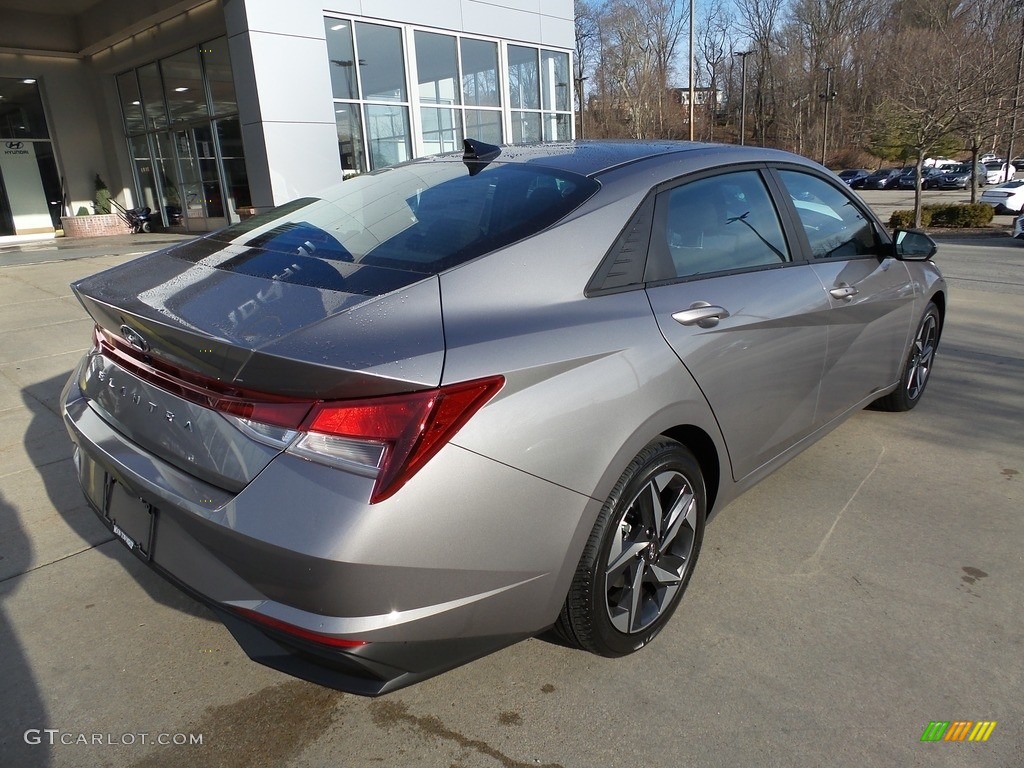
<box><xmin>61</xmin><ymin>356</ymin><xmax>590</xmax><ymax>694</ymax></box>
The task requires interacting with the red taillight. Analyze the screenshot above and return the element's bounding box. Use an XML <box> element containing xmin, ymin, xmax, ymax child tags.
<box><xmin>231</xmin><ymin>607</ymin><xmax>367</xmax><ymax>649</ymax></box>
<box><xmin>301</xmin><ymin>376</ymin><xmax>504</xmax><ymax>503</ymax></box>
<box><xmin>91</xmin><ymin>324</ymin><xmax>503</xmax><ymax>502</ymax></box>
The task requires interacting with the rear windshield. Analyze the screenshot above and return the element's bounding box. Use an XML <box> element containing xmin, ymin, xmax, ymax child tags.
<box><xmin>169</xmin><ymin>160</ymin><xmax>598</xmax><ymax>293</ymax></box>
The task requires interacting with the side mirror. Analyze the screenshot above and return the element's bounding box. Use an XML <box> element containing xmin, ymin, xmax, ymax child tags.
<box><xmin>892</xmin><ymin>228</ymin><xmax>937</xmax><ymax>260</ymax></box>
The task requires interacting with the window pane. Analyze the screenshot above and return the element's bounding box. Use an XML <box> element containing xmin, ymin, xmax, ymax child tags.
<box><xmin>217</xmin><ymin>118</ymin><xmax>252</xmax><ymax>214</ymax></box>
<box><xmin>0</xmin><ymin>78</ymin><xmax>50</xmax><ymax>139</ymax></box>
<box><xmin>464</xmin><ymin>109</ymin><xmax>502</xmax><ymax>145</ymax></box>
<box><xmin>510</xmin><ymin>111</ymin><xmax>540</xmax><ymax>144</ymax></box>
<box><xmin>162</xmin><ymin>48</ymin><xmax>208</xmax><ymax>125</ymax></box>
<box><xmin>356</xmin><ymin>23</ymin><xmax>406</xmax><ymax>102</ymax></box>
<box><xmin>130</xmin><ymin>134</ymin><xmax>160</xmax><ymax>213</ymax></box>
<box><xmin>325</xmin><ymin>18</ymin><xmax>358</xmax><ymax>100</ymax></box>
<box><xmin>416</xmin><ymin>31</ymin><xmax>460</xmax><ymax>106</ymax></box>
<box><xmin>660</xmin><ymin>171</ymin><xmax>789</xmax><ymax>279</ymax></box>
<box><xmin>541</xmin><ymin>50</ymin><xmax>570</xmax><ymax>111</ymax></box>
<box><xmin>335</xmin><ymin>103</ymin><xmax>366</xmax><ymax>177</ymax></box>
<box><xmin>461</xmin><ymin>39</ymin><xmax>500</xmax><ymax>107</ymax></box>
<box><xmin>364</xmin><ymin>104</ymin><xmax>411</xmax><ymax>170</ymax></box>
<box><xmin>117</xmin><ymin>72</ymin><xmax>146</xmax><ymax>135</ymax></box>
<box><xmin>172</xmin><ymin>129</ymin><xmax>204</xmax><ymax>220</ymax></box>
<box><xmin>421</xmin><ymin>107</ymin><xmax>463</xmax><ymax>155</ymax></box>
<box><xmin>138</xmin><ymin>63</ymin><xmax>168</xmax><ymax>131</ymax></box>
<box><xmin>508</xmin><ymin>45</ymin><xmax>539</xmax><ymax>110</ymax></box>
<box><xmin>202</xmin><ymin>38</ymin><xmax>238</xmax><ymax>116</ymax></box>
<box><xmin>154</xmin><ymin>132</ymin><xmax>181</xmax><ymax>224</ymax></box>
<box><xmin>543</xmin><ymin>113</ymin><xmax>570</xmax><ymax>141</ymax></box>
<box><xmin>777</xmin><ymin>170</ymin><xmax>879</xmax><ymax>259</ymax></box>
<box><xmin>191</xmin><ymin>124</ymin><xmax>223</xmax><ymax>218</ymax></box>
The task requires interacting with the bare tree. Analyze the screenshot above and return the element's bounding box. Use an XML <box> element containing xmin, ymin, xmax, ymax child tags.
<box><xmin>735</xmin><ymin>0</ymin><xmax>786</xmax><ymax>146</ymax></box>
<box><xmin>951</xmin><ymin>1</ymin><xmax>1018</xmax><ymax>200</ymax></box>
<box><xmin>587</xmin><ymin>0</ymin><xmax>687</xmax><ymax>138</ymax></box>
<box><xmin>574</xmin><ymin>0</ymin><xmax>601</xmax><ymax>138</ymax></box>
<box><xmin>697</xmin><ymin>1</ymin><xmax>733</xmax><ymax>141</ymax></box>
<box><xmin>874</xmin><ymin>20</ymin><xmax>991</xmax><ymax>226</ymax></box>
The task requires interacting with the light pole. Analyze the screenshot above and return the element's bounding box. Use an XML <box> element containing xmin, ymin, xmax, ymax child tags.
<box><xmin>734</xmin><ymin>50</ymin><xmax>754</xmax><ymax>146</ymax></box>
<box><xmin>688</xmin><ymin>0</ymin><xmax>695</xmax><ymax>141</ymax></box>
<box><xmin>1003</xmin><ymin>12</ymin><xmax>1024</xmax><ymax>180</ymax></box>
<box><xmin>574</xmin><ymin>75</ymin><xmax>588</xmax><ymax>139</ymax></box>
<box><xmin>819</xmin><ymin>66</ymin><xmax>837</xmax><ymax>167</ymax></box>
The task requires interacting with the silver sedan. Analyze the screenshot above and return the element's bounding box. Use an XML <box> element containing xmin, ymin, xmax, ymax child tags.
<box><xmin>62</xmin><ymin>140</ymin><xmax>945</xmax><ymax>694</ymax></box>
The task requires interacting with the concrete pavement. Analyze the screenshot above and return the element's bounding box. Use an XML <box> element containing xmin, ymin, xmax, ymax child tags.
<box><xmin>0</xmin><ymin>232</ymin><xmax>1022</xmax><ymax>767</ymax></box>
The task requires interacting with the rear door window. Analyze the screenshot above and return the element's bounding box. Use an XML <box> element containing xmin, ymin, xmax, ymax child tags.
<box><xmin>648</xmin><ymin>170</ymin><xmax>791</xmax><ymax>281</ymax></box>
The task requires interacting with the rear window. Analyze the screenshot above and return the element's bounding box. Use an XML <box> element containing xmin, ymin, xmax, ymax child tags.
<box><xmin>169</xmin><ymin>160</ymin><xmax>598</xmax><ymax>293</ymax></box>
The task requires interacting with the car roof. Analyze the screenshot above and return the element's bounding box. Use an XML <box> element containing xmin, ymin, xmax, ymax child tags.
<box><xmin>413</xmin><ymin>140</ymin><xmax>818</xmax><ymax>179</ymax></box>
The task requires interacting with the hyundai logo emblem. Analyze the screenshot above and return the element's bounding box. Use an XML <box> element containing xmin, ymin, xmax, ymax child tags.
<box><xmin>5</xmin><ymin>141</ymin><xmax>24</xmax><ymax>150</ymax></box>
<box><xmin>119</xmin><ymin>324</ymin><xmax>150</xmax><ymax>352</ymax></box>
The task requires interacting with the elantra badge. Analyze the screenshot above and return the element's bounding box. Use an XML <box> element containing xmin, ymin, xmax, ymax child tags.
<box><xmin>119</xmin><ymin>324</ymin><xmax>150</xmax><ymax>352</ymax></box>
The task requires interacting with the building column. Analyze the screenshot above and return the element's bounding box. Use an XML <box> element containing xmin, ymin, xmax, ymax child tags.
<box><xmin>224</xmin><ymin>0</ymin><xmax>343</xmax><ymax>210</ymax></box>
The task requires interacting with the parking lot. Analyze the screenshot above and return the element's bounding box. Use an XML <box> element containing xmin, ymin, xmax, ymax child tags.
<box><xmin>1</xmin><ymin>225</ymin><xmax>1022</xmax><ymax>767</ymax></box>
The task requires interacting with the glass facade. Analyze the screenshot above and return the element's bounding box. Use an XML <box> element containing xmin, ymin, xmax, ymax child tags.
<box><xmin>324</xmin><ymin>17</ymin><xmax>573</xmax><ymax>177</ymax></box>
<box><xmin>116</xmin><ymin>37</ymin><xmax>251</xmax><ymax>231</ymax></box>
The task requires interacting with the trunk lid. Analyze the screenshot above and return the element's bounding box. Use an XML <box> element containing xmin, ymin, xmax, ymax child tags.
<box><xmin>72</xmin><ymin>230</ymin><xmax>446</xmax><ymax>399</ymax></box>
<box><xmin>71</xmin><ymin>228</ymin><xmax>445</xmax><ymax>491</ymax></box>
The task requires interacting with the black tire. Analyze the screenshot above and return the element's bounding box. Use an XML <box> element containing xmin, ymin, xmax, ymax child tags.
<box><xmin>555</xmin><ymin>438</ymin><xmax>705</xmax><ymax>657</ymax></box>
<box><xmin>874</xmin><ymin>301</ymin><xmax>941</xmax><ymax>412</ymax></box>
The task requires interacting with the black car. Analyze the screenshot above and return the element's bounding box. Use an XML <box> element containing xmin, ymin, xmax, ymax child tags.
<box><xmin>838</xmin><ymin>168</ymin><xmax>870</xmax><ymax>187</ymax></box>
<box><xmin>862</xmin><ymin>168</ymin><xmax>903</xmax><ymax>190</ymax></box>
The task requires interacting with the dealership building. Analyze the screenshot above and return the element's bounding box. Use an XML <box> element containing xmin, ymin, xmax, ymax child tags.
<box><xmin>0</xmin><ymin>0</ymin><xmax>575</xmax><ymax>238</ymax></box>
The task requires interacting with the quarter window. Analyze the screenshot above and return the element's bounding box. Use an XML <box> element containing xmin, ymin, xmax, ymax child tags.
<box><xmin>654</xmin><ymin>171</ymin><xmax>790</xmax><ymax>280</ymax></box>
<box><xmin>777</xmin><ymin>170</ymin><xmax>881</xmax><ymax>259</ymax></box>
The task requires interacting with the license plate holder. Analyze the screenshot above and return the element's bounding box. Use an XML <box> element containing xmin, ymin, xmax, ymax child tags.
<box><xmin>105</xmin><ymin>481</ymin><xmax>155</xmax><ymax>561</ymax></box>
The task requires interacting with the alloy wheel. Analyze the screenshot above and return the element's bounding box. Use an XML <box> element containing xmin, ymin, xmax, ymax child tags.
<box><xmin>604</xmin><ymin>469</ymin><xmax>698</xmax><ymax>634</ymax></box>
<box><xmin>906</xmin><ymin>311</ymin><xmax>939</xmax><ymax>401</ymax></box>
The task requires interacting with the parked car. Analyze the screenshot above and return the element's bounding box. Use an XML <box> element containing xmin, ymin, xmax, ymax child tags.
<box><xmin>980</xmin><ymin>153</ymin><xmax>1002</xmax><ymax>164</ymax></box>
<box><xmin>897</xmin><ymin>167</ymin><xmax>944</xmax><ymax>190</ymax></box>
<box><xmin>61</xmin><ymin>140</ymin><xmax>946</xmax><ymax>695</ymax></box>
<box><xmin>1013</xmin><ymin>213</ymin><xmax>1024</xmax><ymax>239</ymax></box>
<box><xmin>862</xmin><ymin>167</ymin><xmax>903</xmax><ymax>189</ymax></box>
<box><xmin>937</xmin><ymin>163</ymin><xmax>986</xmax><ymax>190</ymax></box>
<box><xmin>980</xmin><ymin>179</ymin><xmax>1024</xmax><ymax>213</ymax></box>
<box><xmin>838</xmin><ymin>168</ymin><xmax>870</xmax><ymax>187</ymax></box>
<box><xmin>984</xmin><ymin>161</ymin><xmax>1016</xmax><ymax>185</ymax></box>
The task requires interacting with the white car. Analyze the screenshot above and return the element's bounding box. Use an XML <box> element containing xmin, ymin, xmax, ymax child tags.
<box><xmin>983</xmin><ymin>161</ymin><xmax>1015</xmax><ymax>184</ymax></box>
<box><xmin>980</xmin><ymin>180</ymin><xmax>1024</xmax><ymax>214</ymax></box>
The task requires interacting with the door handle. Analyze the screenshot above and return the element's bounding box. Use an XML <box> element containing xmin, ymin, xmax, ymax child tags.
<box><xmin>829</xmin><ymin>283</ymin><xmax>859</xmax><ymax>301</ymax></box>
<box><xmin>672</xmin><ymin>302</ymin><xmax>731</xmax><ymax>328</ymax></box>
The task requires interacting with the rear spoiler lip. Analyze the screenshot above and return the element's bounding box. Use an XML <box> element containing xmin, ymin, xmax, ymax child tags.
<box><xmin>71</xmin><ymin>284</ymin><xmax>445</xmax><ymax>401</ymax></box>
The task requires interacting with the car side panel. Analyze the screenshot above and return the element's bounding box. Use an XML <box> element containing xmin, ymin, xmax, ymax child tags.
<box><xmin>646</xmin><ymin>267</ymin><xmax>830</xmax><ymax>480</ymax></box>
<box><xmin>439</xmin><ymin>212</ymin><xmax>727</xmax><ymax>505</ymax></box>
<box><xmin>810</xmin><ymin>258</ymin><xmax>917</xmax><ymax>422</ymax></box>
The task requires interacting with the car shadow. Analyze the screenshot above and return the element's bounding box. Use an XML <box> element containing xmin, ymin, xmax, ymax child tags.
<box><xmin>0</xmin><ymin>488</ymin><xmax>51</xmax><ymax>766</ymax></box>
<box><xmin>21</xmin><ymin>372</ymin><xmax>215</xmax><ymax>623</ymax></box>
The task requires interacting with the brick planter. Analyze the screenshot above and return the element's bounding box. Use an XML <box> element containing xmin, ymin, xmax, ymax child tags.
<box><xmin>60</xmin><ymin>213</ymin><xmax>130</xmax><ymax>238</ymax></box>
